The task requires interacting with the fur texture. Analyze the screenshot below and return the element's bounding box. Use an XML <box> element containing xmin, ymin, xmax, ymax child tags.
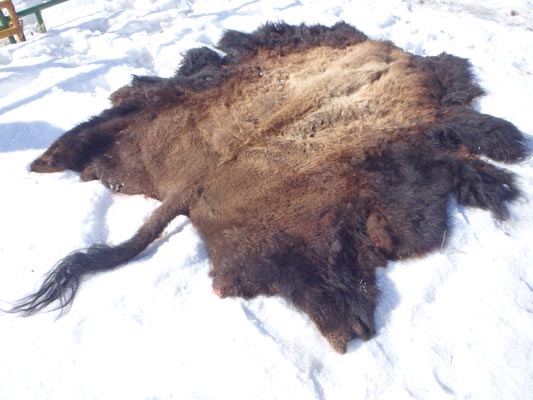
<box><xmin>13</xmin><ymin>22</ymin><xmax>527</xmax><ymax>353</ymax></box>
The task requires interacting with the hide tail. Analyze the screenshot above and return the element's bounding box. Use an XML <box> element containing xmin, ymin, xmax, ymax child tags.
<box><xmin>10</xmin><ymin>194</ymin><xmax>187</xmax><ymax>316</ymax></box>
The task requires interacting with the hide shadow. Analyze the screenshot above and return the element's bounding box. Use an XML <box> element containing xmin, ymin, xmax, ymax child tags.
<box><xmin>347</xmin><ymin>265</ymin><xmax>401</xmax><ymax>353</ymax></box>
<box><xmin>374</xmin><ymin>265</ymin><xmax>401</xmax><ymax>329</ymax></box>
<box><xmin>0</xmin><ymin>121</ymin><xmax>62</xmax><ymax>153</ymax></box>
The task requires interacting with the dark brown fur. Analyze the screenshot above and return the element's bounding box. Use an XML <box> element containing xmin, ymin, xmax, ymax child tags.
<box><xmin>12</xmin><ymin>22</ymin><xmax>527</xmax><ymax>353</ymax></box>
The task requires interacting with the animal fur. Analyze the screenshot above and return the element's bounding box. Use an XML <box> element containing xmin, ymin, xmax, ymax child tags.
<box><xmin>13</xmin><ymin>22</ymin><xmax>527</xmax><ymax>353</ymax></box>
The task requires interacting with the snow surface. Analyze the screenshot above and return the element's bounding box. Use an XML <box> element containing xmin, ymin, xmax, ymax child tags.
<box><xmin>1</xmin><ymin>0</ymin><xmax>533</xmax><ymax>399</ymax></box>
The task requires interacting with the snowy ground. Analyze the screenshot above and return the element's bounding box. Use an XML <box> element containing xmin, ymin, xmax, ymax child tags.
<box><xmin>1</xmin><ymin>0</ymin><xmax>532</xmax><ymax>399</ymax></box>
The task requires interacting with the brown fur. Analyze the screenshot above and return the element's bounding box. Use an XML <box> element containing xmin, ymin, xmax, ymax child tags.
<box><xmin>15</xmin><ymin>23</ymin><xmax>526</xmax><ymax>353</ymax></box>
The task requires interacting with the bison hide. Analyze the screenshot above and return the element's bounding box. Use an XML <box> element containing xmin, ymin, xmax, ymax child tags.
<box><xmin>12</xmin><ymin>22</ymin><xmax>527</xmax><ymax>353</ymax></box>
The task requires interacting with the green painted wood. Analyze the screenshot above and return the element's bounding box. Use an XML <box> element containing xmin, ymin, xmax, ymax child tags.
<box><xmin>35</xmin><ymin>10</ymin><xmax>45</xmax><ymax>32</ymax></box>
<box><xmin>0</xmin><ymin>8</ymin><xmax>16</xmax><ymax>44</ymax></box>
<box><xmin>2</xmin><ymin>0</ymin><xmax>70</xmax><ymax>42</ymax></box>
<box><xmin>16</xmin><ymin>0</ymin><xmax>70</xmax><ymax>18</ymax></box>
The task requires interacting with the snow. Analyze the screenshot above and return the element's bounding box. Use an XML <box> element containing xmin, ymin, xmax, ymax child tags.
<box><xmin>1</xmin><ymin>0</ymin><xmax>532</xmax><ymax>398</ymax></box>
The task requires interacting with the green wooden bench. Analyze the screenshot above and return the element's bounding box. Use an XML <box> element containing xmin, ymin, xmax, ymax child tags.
<box><xmin>0</xmin><ymin>0</ymin><xmax>25</xmax><ymax>44</ymax></box>
<box><xmin>1</xmin><ymin>0</ymin><xmax>70</xmax><ymax>44</ymax></box>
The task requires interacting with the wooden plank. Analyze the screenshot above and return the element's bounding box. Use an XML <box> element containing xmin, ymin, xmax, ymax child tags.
<box><xmin>0</xmin><ymin>26</ymin><xmax>18</xmax><ymax>39</ymax></box>
<box><xmin>17</xmin><ymin>0</ymin><xmax>70</xmax><ymax>17</ymax></box>
<box><xmin>0</xmin><ymin>0</ymin><xmax>25</xmax><ymax>42</ymax></box>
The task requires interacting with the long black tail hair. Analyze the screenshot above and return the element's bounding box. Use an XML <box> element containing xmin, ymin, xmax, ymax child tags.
<box><xmin>10</xmin><ymin>193</ymin><xmax>187</xmax><ymax>315</ymax></box>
